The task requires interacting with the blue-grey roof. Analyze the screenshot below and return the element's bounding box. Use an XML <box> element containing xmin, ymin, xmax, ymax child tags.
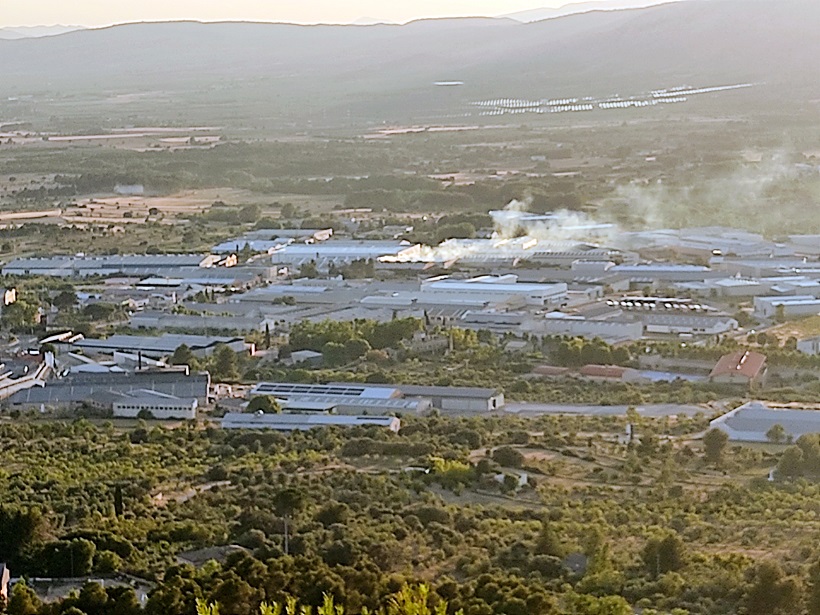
<box><xmin>711</xmin><ymin>402</ymin><xmax>820</xmax><ymax>442</ymax></box>
<box><xmin>8</xmin><ymin>371</ymin><xmax>210</xmax><ymax>406</ymax></box>
<box><xmin>74</xmin><ymin>334</ymin><xmax>243</xmax><ymax>354</ymax></box>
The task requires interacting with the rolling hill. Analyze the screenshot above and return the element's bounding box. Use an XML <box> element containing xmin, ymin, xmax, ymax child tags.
<box><xmin>0</xmin><ymin>0</ymin><xmax>815</xmax><ymax>127</ymax></box>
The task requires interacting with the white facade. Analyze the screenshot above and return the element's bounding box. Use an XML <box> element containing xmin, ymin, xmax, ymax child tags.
<box><xmin>637</xmin><ymin>314</ymin><xmax>738</xmax><ymax>336</ymax></box>
<box><xmin>113</xmin><ymin>394</ymin><xmax>197</xmax><ymax>420</ymax></box>
<box><xmin>420</xmin><ymin>275</ymin><xmax>568</xmax><ymax>308</ymax></box>
<box><xmin>536</xmin><ymin>314</ymin><xmax>644</xmax><ymax>341</ymax></box>
<box><xmin>797</xmin><ymin>337</ymin><xmax>820</xmax><ymax>356</ymax></box>
<box><xmin>754</xmin><ymin>295</ymin><xmax>820</xmax><ymax>318</ymax></box>
<box><xmin>222</xmin><ymin>412</ymin><xmax>401</xmax><ymax>432</ymax></box>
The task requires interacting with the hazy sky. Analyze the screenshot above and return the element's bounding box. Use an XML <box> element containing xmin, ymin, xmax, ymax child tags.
<box><xmin>1</xmin><ymin>0</ymin><xmax>669</xmax><ymax>27</ymax></box>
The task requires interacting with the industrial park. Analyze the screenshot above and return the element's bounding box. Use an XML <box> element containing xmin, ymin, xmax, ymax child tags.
<box><xmin>1</xmin><ymin>211</ymin><xmax>819</xmax><ymax>446</ymax></box>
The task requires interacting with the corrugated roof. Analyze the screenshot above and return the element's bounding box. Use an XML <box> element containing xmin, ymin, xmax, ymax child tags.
<box><xmin>74</xmin><ymin>334</ymin><xmax>243</xmax><ymax>354</ymax></box>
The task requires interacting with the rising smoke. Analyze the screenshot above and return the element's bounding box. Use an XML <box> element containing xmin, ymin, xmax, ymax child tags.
<box><xmin>490</xmin><ymin>198</ymin><xmax>618</xmax><ymax>243</ymax></box>
<box><xmin>611</xmin><ymin>152</ymin><xmax>820</xmax><ymax>234</ymax></box>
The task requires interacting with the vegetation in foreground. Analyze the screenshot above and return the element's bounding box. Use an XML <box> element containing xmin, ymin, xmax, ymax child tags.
<box><xmin>1</xmin><ymin>414</ymin><xmax>819</xmax><ymax>615</ymax></box>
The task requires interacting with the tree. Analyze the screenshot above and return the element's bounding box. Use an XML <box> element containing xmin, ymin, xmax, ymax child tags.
<box><xmin>238</xmin><ymin>204</ymin><xmax>261</xmax><ymax>223</ymax></box>
<box><xmin>492</xmin><ymin>446</ymin><xmax>524</xmax><ymax>468</ymax></box>
<box><xmin>247</xmin><ymin>396</ymin><xmax>281</xmax><ymax>414</ymax></box>
<box><xmin>743</xmin><ymin>561</ymin><xmax>803</xmax><ymax>615</ymax></box>
<box><xmin>6</xmin><ymin>581</ymin><xmax>42</xmax><ymax>615</ymax></box>
<box><xmin>113</xmin><ymin>484</ymin><xmax>124</xmax><ymax>517</ymax></box>
<box><xmin>321</xmin><ymin>341</ymin><xmax>347</xmax><ymax>367</ymax></box>
<box><xmin>642</xmin><ymin>532</ymin><xmax>686</xmax><ymax>578</ymax></box>
<box><xmin>776</xmin><ymin>446</ymin><xmax>804</xmax><ymax>479</ymax></box>
<box><xmin>298</xmin><ymin>260</ymin><xmax>319</xmax><ymax>279</ymax></box>
<box><xmin>211</xmin><ymin>344</ymin><xmax>240</xmax><ymax>381</ymax></box>
<box><xmin>343</xmin><ymin>337</ymin><xmax>371</xmax><ymax>362</ymax></box>
<box><xmin>566</xmin><ymin>593</ymin><xmax>632</xmax><ymax>615</ymax></box>
<box><xmin>53</xmin><ymin>289</ymin><xmax>78</xmax><ymax>311</ymax></box>
<box><xmin>534</xmin><ymin>521</ymin><xmax>565</xmax><ymax>558</ymax></box>
<box><xmin>170</xmin><ymin>344</ymin><xmax>198</xmax><ymax>369</ymax></box>
<box><xmin>766</xmin><ymin>423</ymin><xmax>788</xmax><ymax>444</ymax></box>
<box><xmin>1</xmin><ymin>300</ymin><xmax>38</xmax><ymax>332</ymax></box>
<box><xmin>273</xmin><ymin>488</ymin><xmax>304</xmax><ymax>556</ymax></box>
<box><xmin>315</xmin><ymin>502</ymin><xmax>350</xmax><ymax>528</ymax></box>
<box><xmin>0</xmin><ymin>505</ymin><xmax>49</xmax><ymax>569</ymax></box>
<box><xmin>795</xmin><ymin>433</ymin><xmax>820</xmax><ymax>473</ymax></box>
<box><xmin>76</xmin><ymin>581</ymin><xmax>109</xmax><ymax>615</ymax></box>
<box><xmin>81</xmin><ymin>302</ymin><xmax>117</xmax><ymax>321</ymax></box>
<box><xmin>702</xmin><ymin>428</ymin><xmax>729</xmax><ymax>463</ymax></box>
<box><xmin>808</xmin><ymin>559</ymin><xmax>820</xmax><ymax>615</ymax></box>
<box><xmin>106</xmin><ymin>587</ymin><xmax>142</xmax><ymax>615</ymax></box>
<box><xmin>279</xmin><ymin>203</ymin><xmax>297</xmax><ymax>218</ymax></box>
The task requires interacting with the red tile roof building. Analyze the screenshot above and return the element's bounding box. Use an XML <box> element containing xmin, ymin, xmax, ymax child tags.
<box><xmin>709</xmin><ymin>351</ymin><xmax>767</xmax><ymax>388</ymax></box>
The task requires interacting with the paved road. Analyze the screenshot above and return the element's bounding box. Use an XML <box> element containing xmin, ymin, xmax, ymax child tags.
<box><xmin>504</xmin><ymin>403</ymin><xmax>706</xmax><ymax>418</ymax></box>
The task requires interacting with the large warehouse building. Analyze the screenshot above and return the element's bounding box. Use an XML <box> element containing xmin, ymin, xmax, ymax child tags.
<box><xmin>710</xmin><ymin>401</ymin><xmax>820</xmax><ymax>442</ymax></box>
<box><xmin>251</xmin><ymin>381</ymin><xmax>505</xmax><ymax>413</ymax></box>
<box><xmin>222</xmin><ymin>412</ymin><xmax>401</xmax><ymax>432</ymax></box>
<box><xmin>419</xmin><ymin>275</ymin><xmax>568</xmax><ymax>308</ymax></box>
<box><xmin>248</xmin><ymin>382</ymin><xmax>430</xmax><ymax>414</ymax></box>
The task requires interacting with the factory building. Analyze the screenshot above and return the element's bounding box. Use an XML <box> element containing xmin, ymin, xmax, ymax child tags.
<box><xmin>6</xmin><ymin>370</ymin><xmax>211</xmax><ymax>410</ymax></box>
<box><xmin>715</xmin><ymin>258</ymin><xmax>820</xmax><ymax>278</ymax></box>
<box><xmin>251</xmin><ymin>381</ymin><xmax>504</xmax><ymax>413</ymax></box>
<box><xmin>211</xmin><ymin>228</ymin><xmax>333</xmax><ymax>254</ymax></box>
<box><xmin>537</xmin><ymin>313</ymin><xmax>644</xmax><ymax>342</ymax></box>
<box><xmin>633</xmin><ymin>313</ymin><xmax>738</xmax><ymax>336</ymax></box>
<box><xmin>271</xmin><ymin>241</ymin><xmax>421</xmax><ymax>269</ymax></box>
<box><xmin>419</xmin><ymin>275</ymin><xmax>568</xmax><ymax>308</ymax></box>
<box><xmin>248</xmin><ymin>382</ymin><xmax>429</xmax><ymax>414</ymax></box>
<box><xmin>130</xmin><ymin>311</ymin><xmax>272</xmax><ymax>333</ymax></box>
<box><xmin>134</xmin><ymin>267</ymin><xmax>263</xmax><ymax>291</ymax></box>
<box><xmin>113</xmin><ymin>391</ymin><xmax>198</xmax><ymax>420</ymax></box>
<box><xmin>796</xmin><ymin>337</ymin><xmax>820</xmax><ymax>356</ymax></box>
<box><xmin>349</xmin><ymin>383</ymin><xmax>505</xmax><ymax>412</ymax></box>
<box><xmin>222</xmin><ymin>412</ymin><xmax>401</xmax><ymax>433</ymax></box>
<box><xmin>71</xmin><ymin>334</ymin><xmax>250</xmax><ymax>359</ymax></box>
<box><xmin>610</xmin><ymin>264</ymin><xmax>716</xmax><ymax>282</ymax></box>
<box><xmin>754</xmin><ymin>296</ymin><xmax>820</xmax><ymax>319</ymax></box>
<box><xmin>710</xmin><ymin>401</ymin><xmax>820</xmax><ymax>443</ymax></box>
<box><xmin>2</xmin><ymin>254</ymin><xmax>216</xmax><ymax>278</ymax></box>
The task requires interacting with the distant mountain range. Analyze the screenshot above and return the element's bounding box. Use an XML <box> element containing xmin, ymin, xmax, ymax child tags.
<box><xmin>501</xmin><ymin>0</ymin><xmax>685</xmax><ymax>22</ymax></box>
<box><xmin>0</xmin><ymin>0</ymin><xmax>814</xmax><ymax>126</ymax></box>
<box><xmin>0</xmin><ymin>25</ymin><xmax>83</xmax><ymax>39</ymax></box>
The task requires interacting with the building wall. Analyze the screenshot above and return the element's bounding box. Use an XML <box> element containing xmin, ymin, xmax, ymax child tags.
<box><xmin>754</xmin><ymin>296</ymin><xmax>820</xmax><ymax>318</ymax></box>
<box><xmin>643</xmin><ymin>318</ymin><xmax>737</xmax><ymax>336</ymax></box>
<box><xmin>113</xmin><ymin>401</ymin><xmax>197</xmax><ymax>420</ymax></box>
<box><xmin>711</xmin><ymin>368</ymin><xmax>767</xmax><ymax>389</ymax></box>
<box><xmin>797</xmin><ymin>338</ymin><xmax>820</xmax><ymax>355</ymax></box>
<box><xmin>437</xmin><ymin>393</ymin><xmax>504</xmax><ymax>412</ymax></box>
<box><xmin>537</xmin><ymin>318</ymin><xmax>644</xmax><ymax>341</ymax></box>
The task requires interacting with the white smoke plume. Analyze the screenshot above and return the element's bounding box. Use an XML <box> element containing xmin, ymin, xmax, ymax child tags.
<box><xmin>490</xmin><ymin>198</ymin><xmax>619</xmax><ymax>243</ymax></box>
<box><xmin>390</xmin><ymin>199</ymin><xmax>621</xmax><ymax>264</ymax></box>
<box><xmin>611</xmin><ymin>152</ymin><xmax>820</xmax><ymax>234</ymax></box>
